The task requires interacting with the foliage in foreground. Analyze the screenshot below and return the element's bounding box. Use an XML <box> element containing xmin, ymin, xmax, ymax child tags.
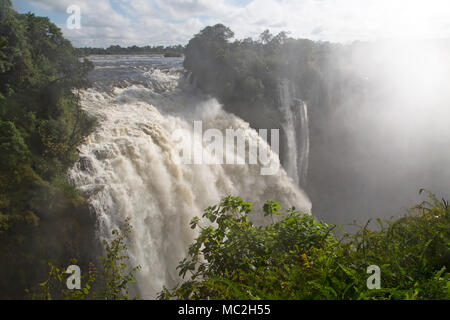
<box><xmin>28</xmin><ymin>219</ymin><xmax>141</xmax><ymax>300</ymax></box>
<box><xmin>159</xmin><ymin>192</ymin><xmax>450</xmax><ymax>300</ymax></box>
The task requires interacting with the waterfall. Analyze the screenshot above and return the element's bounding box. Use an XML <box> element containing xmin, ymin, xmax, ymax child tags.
<box><xmin>278</xmin><ymin>79</ymin><xmax>310</xmax><ymax>187</ymax></box>
<box><xmin>297</xmin><ymin>99</ymin><xmax>310</xmax><ymax>187</ymax></box>
<box><xmin>69</xmin><ymin>69</ymin><xmax>311</xmax><ymax>298</ymax></box>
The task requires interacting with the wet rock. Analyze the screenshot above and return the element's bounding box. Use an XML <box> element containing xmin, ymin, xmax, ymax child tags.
<box><xmin>80</xmin><ymin>184</ymin><xmax>105</xmax><ymax>198</ymax></box>
<box><xmin>79</xmin><ymin>156</ymin><xmax>95</xmax><ymax>173</ymax></box>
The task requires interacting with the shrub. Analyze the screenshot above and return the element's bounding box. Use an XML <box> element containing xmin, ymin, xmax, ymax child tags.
<box><xmin>159</xmin><ymin>193</ymin><xmax>450</xmax><ymax>300</ymax></box>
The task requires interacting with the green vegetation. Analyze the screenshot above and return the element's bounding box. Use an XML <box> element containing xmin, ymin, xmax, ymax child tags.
<box><xmin>100</xmin><ymin>218</ymin><xmax>141</xmax><ymax>300</ymax></box>
<box><xmin>28</xmin><ymin>219</ymin><xmax>140</xmax><ymax>300</ymax></box>
<box><xmin>27</xmin><ymin>192</ymin><xmax>450</xmax><ymax>301</ymax></box>
<box><xmin>183</xmin><ymin>24</ymin><xmax>336</xmax><ymax>127</ymax></box>
<box><xmin>159</xmin><ymin>192</ymin><xmax>449</xmax><ymax>300</ymax></box>
<box><xmin>0</xmin><ymin>0</ymin><xmax>98</xmax><ymax>298</ymax></box>
<box><xmin>76</xmin><ymin>44</ymin><xmax>185</xmax><ymax>57</ymax></box>
<box><xmin>0</xmin><ymin>4</ymin><xmax>448</xmax><ymax>300</ymax></box>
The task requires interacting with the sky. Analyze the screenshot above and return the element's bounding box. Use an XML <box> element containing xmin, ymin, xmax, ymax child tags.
<box><xmin>11</xmin><ymin>0</ymin><xmax>450</xmax><ymax>48</ymax></box>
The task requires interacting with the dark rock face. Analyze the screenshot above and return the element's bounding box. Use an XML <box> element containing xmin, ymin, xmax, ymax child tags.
<box><xmin>79</xmin><ymin>156</ymin><xmax>95</xmax><ymax>173</ymax></box>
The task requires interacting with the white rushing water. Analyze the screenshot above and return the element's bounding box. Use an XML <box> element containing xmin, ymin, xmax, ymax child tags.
<box><xmin>69</xmin><ymin>67</ymin><xmax>311</xmax><ymax>298</ymax></box>
<box><xmin>297</xmin><ymin>99</ymin><xmax>310</xmax><ymax>187</ymax></box>
<box><xmin>278</xmin><ymin>79</ymin><xmax>310</xmax><ymax>187</ymax></box>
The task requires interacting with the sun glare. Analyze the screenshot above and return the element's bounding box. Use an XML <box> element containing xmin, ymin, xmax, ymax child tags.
<box><xmin>373</xmin><ymin>0</ymin><xmax>450</xmax><ymax>40</ymax></box>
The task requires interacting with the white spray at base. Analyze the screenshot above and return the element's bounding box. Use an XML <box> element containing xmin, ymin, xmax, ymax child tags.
<box><xmin>69</xmin><ymin>70</ymin><xmax>311</xmax><ymax>298</ymax></box>
<box><xmin>278</xmin><ymin>79</ymin><xmax>310</xmax><ymax>187</ymax></box>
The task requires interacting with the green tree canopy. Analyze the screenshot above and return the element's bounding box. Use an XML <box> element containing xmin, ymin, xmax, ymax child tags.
<box><xmin>0</xmin><ymin>2</ymin><xmax>97</xmax><ymax>299</ymax></box>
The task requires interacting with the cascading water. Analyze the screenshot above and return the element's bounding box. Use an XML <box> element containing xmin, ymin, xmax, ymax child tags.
<box><xmin>69</xmin><ymin>56</ymin><xmax>311</xmax><ymax>298</ymax></box>
<box><xmin>278</xmin><ymin>79</ymin><xmax>310</xmax><ymax>187</ymax></box>
<box><xmin>296</xmin><ymin>99</ymin><xmax>310</xmax><ymax>187</ymax></box>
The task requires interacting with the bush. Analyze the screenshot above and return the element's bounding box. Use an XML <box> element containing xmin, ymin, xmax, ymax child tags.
<box><xmin>159</xmin><ymin>193</ymin><xmax>450</xmax><ymax>300</ymax></box>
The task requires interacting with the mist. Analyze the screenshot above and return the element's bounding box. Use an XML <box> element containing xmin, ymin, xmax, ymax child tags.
<box><xmin>306</xmin><ymin>39</ymin><xmax>450</xmax><ymax>225</ymax></box>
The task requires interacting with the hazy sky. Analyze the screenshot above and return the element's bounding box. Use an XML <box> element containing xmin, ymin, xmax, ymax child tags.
<box><xmin>12</xmin><ymin>0</ymin><xmax>450</xmax><ymax>47</ymax></box>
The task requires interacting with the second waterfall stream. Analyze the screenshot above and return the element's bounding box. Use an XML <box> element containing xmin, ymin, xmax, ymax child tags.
<box><xmin>69</xmin><ymin>55</ymin><xmax>311</xmax><ymax>298</ymax></box>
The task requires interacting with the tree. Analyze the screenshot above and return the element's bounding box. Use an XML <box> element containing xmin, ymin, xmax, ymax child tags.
<box><xmin>259</xmin><ymin>29</ymin><xmax>273</xmax><ymax>44</ymax></box>
<box><xmin>0</xmin><ymin>4</ymin><xmax>96</xmax><ymax>299</ymax></box>
<box><xmin>0</xmin><ymin>121</ymin><xmax>30</xmax><ymax>169</ymax></box>
<box><xmin>196</xmin><ymin>24</ymin><xmax>235</xmax><ymax>43</ymax></box>
<box><xmin>184</xmin><ymin>24</ymin><xmax>236</xmax><ymax>99</ymax></box>
<box><xmin>0</xmin><ymin>0</ymin><xmax>12</xmax><ymax>19</ymax></box>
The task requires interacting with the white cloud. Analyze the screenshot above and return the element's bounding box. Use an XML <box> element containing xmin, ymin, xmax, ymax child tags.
<box><xmin>18</xmin><ymin>0</ymin><xmax>450</xmax><ymax>47</ymax></box>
